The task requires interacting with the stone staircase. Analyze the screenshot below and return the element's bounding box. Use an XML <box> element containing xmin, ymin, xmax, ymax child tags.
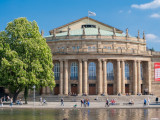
<box><xmin>26</xmin><ymin>95</ymin><xmax>157</xmax><ymax>103</ymax></box>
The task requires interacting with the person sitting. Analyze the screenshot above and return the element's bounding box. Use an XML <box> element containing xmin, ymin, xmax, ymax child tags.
<box><xmin>129</xmin><ymin>99</ymin><xmax>134</xmax><ymax>105</ymax></box>
<box><xmin>74</xmin><ymin>104</ymin><xmax>77</xmax><ymax>108</ymax></box>
<box><xmin>155</xmin><ymin>97</ymin><xmax>159</xmax><ymax>103</ymax></box>
<box><xmin>16</xmin><ymin>99</ymin><xmax>23</xmax><ymax>105</ymax></box>
<box><xmin>111</xmin><ymin>99</ymin><xmax>116</xmax><ymax>105</ymax></box>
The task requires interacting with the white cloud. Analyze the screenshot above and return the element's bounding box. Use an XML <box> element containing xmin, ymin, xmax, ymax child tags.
<box><xmin>146</xmin><ymin>34</ymin><xmax>160</xmax><ymax>43</ymax></box>
<box><xmin>146</xmin><ymin>34</ymin><xmax>157</xmax><ymax>40</ymax></box>
<box><xmin>119</xmin><ymin>10</ymin><xmax>123</xmax><ymax>13</ymax></box>
<box><xmin>131</xmin><ymin>0</ymin><xmax>160</xmax><ymax>9</ymax></box>
<box><xmin>150</xmin><ymin>13</ymin><xmax>160</xmax><ymax>18</ymax></box>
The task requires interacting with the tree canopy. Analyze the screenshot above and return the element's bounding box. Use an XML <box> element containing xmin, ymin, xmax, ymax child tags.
<box><xmin>0</xmin><ymin>18</ymin><xmax>55</xmax><ymax>102</ymax></box>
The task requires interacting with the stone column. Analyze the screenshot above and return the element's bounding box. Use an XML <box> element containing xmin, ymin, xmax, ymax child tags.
<box><xmin>137</xmin><ymin>60</ymin><xmax>141</xmax><ymax>94</ymax></box>
<box><xmin>133</xmin><ymin>60</ymin><xmax>137</xmax><ymax>95</ymax></box>
<box><xmin>83</xmin><ymin>59</ymin><xmax>88</xmax><ymax>95</ymax></box>
<box><xmin>117</xmin><ymin>60</ymin><xmax>121</xmax><ymax>94</ymax></box>
<box><xmin>64</xmin><ymin>60</ymin><xmax>68</xmax><ymax>95</ymax></box>
<box><xmin>59</xmin><ymin>60</ymin><xmax>63</xmax><ymax>95</ymax></box>
<box><xmin>78</xmin><ymin>59</ymin><xmax>82</xmax><ymax>95</ymax></box>
<box><xmin>121</xmin><ymin>60</ymin><xmax>125</xmax><ymax>94</ymax></box>
<box><xmin>98</xmin><ymin>59</ymin><xmax>102</xmax><ymax>95</ymax></box>
<box><xmin>103</xmin><ymin>60</ymin><xmax>107</xmax><ymax>95</ymax></box>
<box><xmin>147</xmin><ymin>61</ymin><xmax>151</xmax><ymax>94</ymax></box>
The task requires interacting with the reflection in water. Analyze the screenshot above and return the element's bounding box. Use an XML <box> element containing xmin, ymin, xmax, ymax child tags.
<box><xmin>0</xmin><ymin>108</ymin><xmax>160</xmax><ymax>120</ymax></box>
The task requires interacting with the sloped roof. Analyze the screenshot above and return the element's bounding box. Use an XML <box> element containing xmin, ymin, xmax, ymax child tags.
<box><xmin>49</xmin><ymin>17</ymin><xmax>123</xmax><ymax>34</ymax></box>
<box><xmin>46</xmin><ymin>28</ymin><xmax>125</xmax><ymax>37</ymax></box>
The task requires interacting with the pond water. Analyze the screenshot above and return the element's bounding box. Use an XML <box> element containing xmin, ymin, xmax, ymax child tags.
<box><xmin>0</xmin><ymin>108</ymin><xmax>160</xmax><ymax>120</ymax></box>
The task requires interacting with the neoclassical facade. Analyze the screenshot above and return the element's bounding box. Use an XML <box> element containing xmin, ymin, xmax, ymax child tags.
<box><xmin>42</xmin><ymin>17</ymin><xmax>160</xmax><ymax>96</ymax></box>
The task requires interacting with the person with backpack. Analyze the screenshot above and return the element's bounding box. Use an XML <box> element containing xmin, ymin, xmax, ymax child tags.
<box><xmin>61</xmin><ymin>98</ymin><xmax>64</xmax><ymax>106</ymax></box>
<box><xmin>144</xmin><ymin>98</ymin><xmax>147</xmax><ymax>106</ymax></box>
<box><xmin>105</xmin><ymin>98</ymin><xmax>109</xmax><ymax>107</ymax></box>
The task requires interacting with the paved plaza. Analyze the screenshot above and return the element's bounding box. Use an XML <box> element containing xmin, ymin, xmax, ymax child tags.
<box><xmin>1</xmin><ymin>101</ymin><xmax>160</xmax><ymax>109</ymax></box>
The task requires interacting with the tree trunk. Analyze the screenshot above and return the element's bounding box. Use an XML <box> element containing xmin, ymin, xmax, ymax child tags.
<box><xmin>13</xmin><ymin>92</ymin><xmax>20</xmax><ymax>103</ymax></box>
<box><xmin>24</xmin><ymin>87</ymin><xmax>28</xmax><ymax>104</ymax></box>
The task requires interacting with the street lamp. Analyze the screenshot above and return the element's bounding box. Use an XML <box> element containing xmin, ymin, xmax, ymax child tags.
<box><xmin>33</xmin><ymin>85</ymin><xmax>36</xmax><ymax>106</ymax></box>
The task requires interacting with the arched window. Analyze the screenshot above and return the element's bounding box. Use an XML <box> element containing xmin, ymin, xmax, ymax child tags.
<box><xmin>140</xmin><ymin>63</ymin><xmax>144</xmax><ymax>80</ymax></box>
<box><xmin>88</xmin><ymin>62</ymin><xmax>96</xmax><ymax>80</ymax></box>
<box><xmin>107</xmin><ymin>62</ymin><xmax>114</xmax><ymax>80</ymax></box>
<box><xmin>54</xmin><ymin>63</ymin><xmax>60</xmax><ymax>80</ymax></box>
<box><xmin>125</xmin><ymin>63</ymin><xmax>130</xmax><ymax>80</ymax></box>
<box><xmin>70</xmin><ymin>62</ymin><xmax>78</xmax><ymax>80</ymax></box>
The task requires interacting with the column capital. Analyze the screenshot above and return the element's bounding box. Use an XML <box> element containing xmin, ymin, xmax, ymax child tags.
<box><xmin>78</xmin><ymin>59</ymin><xmax>82</xmax><ymax>62</ymax></box>
<box><xmin>121</xmin><ymin>59</ymin><xmax>125</xmax><ymax>62</ymax></box>
<box><xmin>102</xmin><ymin>59</ymin><xmax>107</xmax><ymax>62</ymax></box>
<box><xmin>137</xmin><ymin>60</ymin><xmax>141</xmax><ymax>63</ymax></box>
<box><xmin>64</xmin><ymin>59</ymin><xmax>68</xmax><ymax>62</ymax></box>
<box><xmin>133</xmin><ymin>60</ymin><xmax>137</xmax><ymax>63</ymax></box>
<box><xmin>117</xmin><ymin>59</ymin><xmax>120</xmax><ymax>62</ymax></box>
<box><xmin>59</xmin><ymin>59</ymin><xmax>64</xmax><ymax>62</ymax></box>
<box><xmin>83</xmin><ymin>59</ymin><xmax>88</xmax><ymax>62</ymax></box>
<box><xmin>98</xmin><ymin>59</ymin><xmax>102</xmax><ymax>62</ymax></box>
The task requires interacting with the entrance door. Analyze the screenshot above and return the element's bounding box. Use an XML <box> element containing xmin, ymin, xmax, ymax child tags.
<box><xmin>89</xmin><ymin>84</ymin><xmax>96</xmax><ymax>95</ymax></box>
<box><xmin>54</xmin><ymin>84</ymin><xmax>59</xmax><ymax>95</ymax></box>
<box><xmin>0</xmin><ymin>87</ymin><xmax>5</xmax><ymax>97</ymax></box>
<box><xmin>107</xmin><ymin>84</ymin><xmax>113</xmax><ymax>95</ymax></box>
<box><xmin>125</xmin><ymin>84</ymin><xmax>129</xmax><ymax>94</ymax></box>
<box><xmin>71</xmin><ymin>84</ymin><xmax>78</xmax><ymax>95</ymax></box>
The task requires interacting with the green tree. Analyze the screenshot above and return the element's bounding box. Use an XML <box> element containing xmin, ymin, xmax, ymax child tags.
<box><xmin>0</xmin><ymin>18</ymin><xmax>55</xmax><ymax>103</ymax></box>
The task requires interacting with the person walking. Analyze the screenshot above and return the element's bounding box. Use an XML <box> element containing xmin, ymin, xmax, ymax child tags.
<box><xmin>39</xmin><ymin>97</ymin><xmax>42</xmax><ymax>105</ymax></box>
<box><xmin>61</xmin><ymin>98</ymin><xmax>64</xmax><ymax>106</ymax></box>
<box><xmin>81</xmin><ymin>99</ymin><xmax>83</xmax><ymax>107</ymax></box>
<box><xmin>84</xmin><ymin>99</ymin><xmax>86</xmax><ymax>107</ymax></box>
<box><xmin>144</xmin><ymin>98</ymin><xmax>147</xmax><ymax>106</ymax></box>
<box><xmin>147</xmin><ymin>98</ymin><xmax>150</xmax><ymax>106</ymax></box>
<box><xmin>10</xmin><ymin>98</ymin><xmax>13</xmax><ymax>107</ymax></box>
<box><xmin>105</xmin><ymin>98</ymin><xmax>109</xmax><ymax>107</ymax></box>
<box><xmin>87</xmin><ymin>100</ymin><xmax>90</xmax><ymax>107</ymax></box>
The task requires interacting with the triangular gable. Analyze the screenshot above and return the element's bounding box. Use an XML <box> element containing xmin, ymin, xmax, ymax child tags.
<box><xmin>49</xmin><ymin>17</ymin><xmax>123</xmax><ymax>35</ymax></box>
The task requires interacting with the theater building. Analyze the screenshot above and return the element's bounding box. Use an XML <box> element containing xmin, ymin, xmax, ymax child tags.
<box><xmin>43</xmin><ymin>17</ymin><xmax>160</xmax><ymax>96</ymax></box>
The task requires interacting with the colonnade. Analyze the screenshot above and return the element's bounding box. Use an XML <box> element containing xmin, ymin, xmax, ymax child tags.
<box><xmin>42</xmin><ymin>59</ymin><xmax>151</xmax><ymax>95</ymax></box>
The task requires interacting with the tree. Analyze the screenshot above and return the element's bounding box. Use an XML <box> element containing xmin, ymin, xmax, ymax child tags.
<box><xmin>0</xmin><ymin>18</ymin><xmax>55</xmax><ymax>103</ymax></box>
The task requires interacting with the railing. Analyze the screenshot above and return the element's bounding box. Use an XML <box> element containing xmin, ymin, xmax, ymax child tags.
<box><xmin>52</xmin><ymin>48</ymin><xmax>152</xmax><ymax>56</ymax></box>
<box><xmin>46</xmin><ymin>35</ymin><xmax>146</xmax><ymax>44</ymax></box>
<box><xmin>88</xmin><ymin>76</ymin><xmax>96</xmax><ymax>80</ymax></box>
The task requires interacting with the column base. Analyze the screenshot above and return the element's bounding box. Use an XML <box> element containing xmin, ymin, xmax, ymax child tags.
<box><xmin>58</xmin><ymin>94</ymin><xmax>64</xmax><ymax>96</ymax></box>
<box><xmin>77</xmin><ymin>94</ymin><xmax>82</xmax><ymax>96</ymax></box>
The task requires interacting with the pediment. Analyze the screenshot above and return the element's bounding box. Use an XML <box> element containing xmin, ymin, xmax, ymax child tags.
<box><xmin>49</xmin><ymin>17</ymin><xmax>123</xmax><ymax>35</ymax></box>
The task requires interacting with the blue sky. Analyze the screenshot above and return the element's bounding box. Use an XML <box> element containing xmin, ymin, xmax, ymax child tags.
<box><xmin>0</xmin><ymin>0</ymin><xmax>160</xmax><ymax>51</ymax></box>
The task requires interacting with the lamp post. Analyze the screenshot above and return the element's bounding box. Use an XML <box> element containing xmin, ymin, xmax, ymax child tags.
<box><xmin>33</xmin><ymin>85</ymin><xmax>36</xmax><ymax>106</ymax></box>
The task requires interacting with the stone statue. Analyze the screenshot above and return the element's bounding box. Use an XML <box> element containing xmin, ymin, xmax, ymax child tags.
<box><xmin>137</xmin><ymin>30</ymin><xmax>140</xmax><ymax>39</ymax></box>
<box><xmin>53</xmin><ymin>29</ymin><xmax>56</xmax><ymax>38</ymax></box>
<box><xmin>113</xmin><ymin>28</ymin><xmax>116</xmax><ymax>36</ymax></box>
<box><xmin>126</xmin><ymin>28</ymin><xmax>129</xmax><ymax>38</ymax></box>
<box><xmin>41</xmin><ymin>30</ymin><xmax>44</xmax><ymax>36</ymax></box>
<box><xmin>143</xmin><ymin>31</ymin><xmax>145</xmax><ymax>40</ymax></box>
<box><xmin>67</xmin><ymin>26</ymin><xmax>70</xmax><ymax>36</ymax></box>
<box><xmin>83</xmin><ymin>26</ymin><xmax>85</xmax><ymax>36</ymax></box>
<box><xmin>98</xmin><ymin>27</ymin><xmax>101</xmax><ymax>36</ymax></box>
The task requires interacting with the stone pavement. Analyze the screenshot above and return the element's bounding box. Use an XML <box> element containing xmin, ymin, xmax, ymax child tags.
<box><xmin>1</xmin><ymin>101</ymin><xmax>160</xmax><ymax>109</ymax></box>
